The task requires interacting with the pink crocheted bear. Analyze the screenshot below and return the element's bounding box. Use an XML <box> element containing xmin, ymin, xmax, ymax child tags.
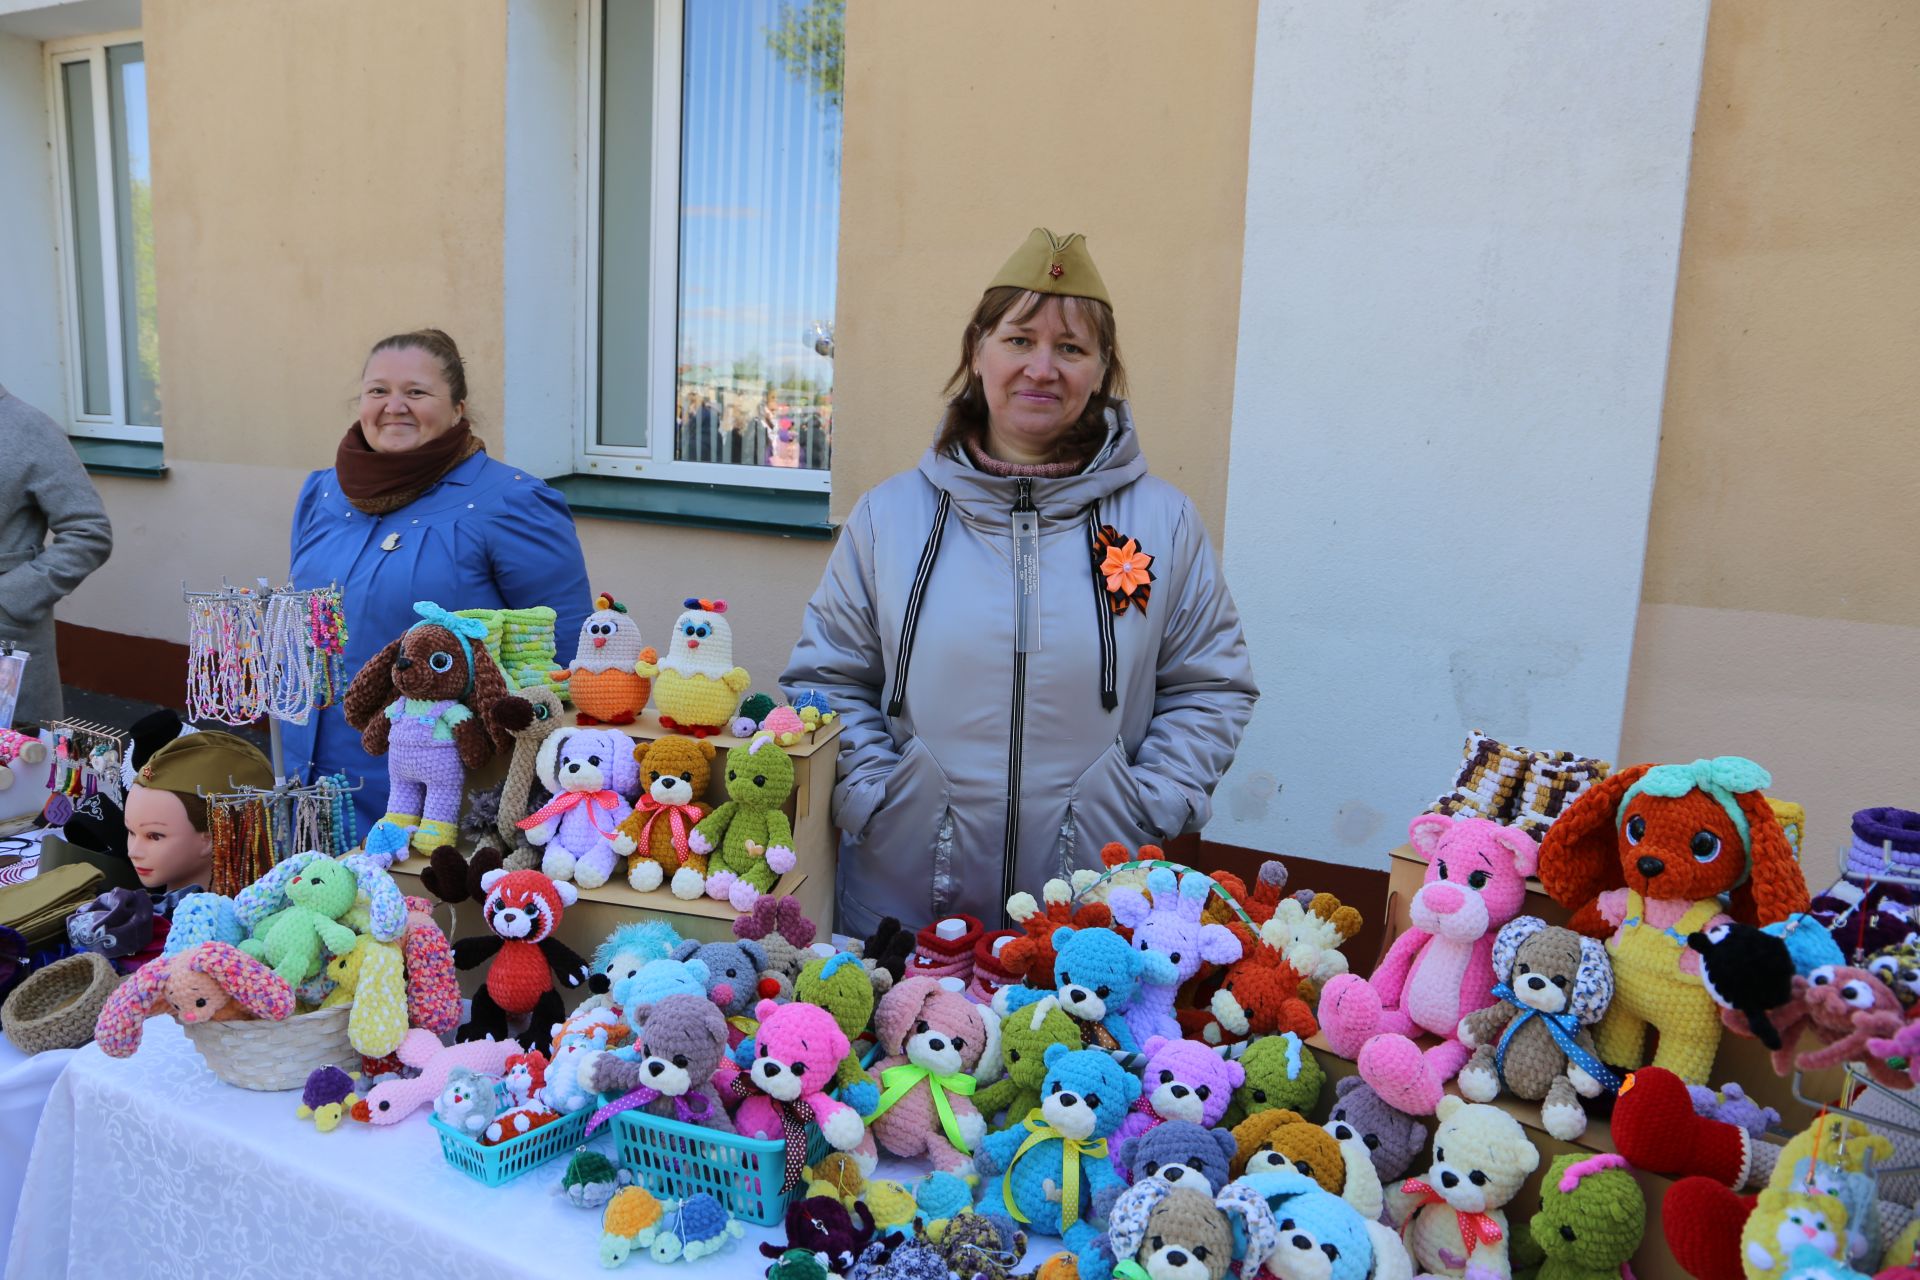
<box><xmin>734</xmin><ymin>999</ymin><xmax>867</xmax><ymax>1159</ymax></box>
<box><xmin>860</xmin><ymin>976</ymin><xmax>1004</xmax><ymax>1174</ymax></box>
<box><xmin>1317</xmin><ymin>814</ymin><xmax>1537</xmax><ymax>1115</ymax></box>
<box><xmin>1109</xmin><ymin>1034</ymin><xmax>1246</xmax><ymax>1179</ymax></box>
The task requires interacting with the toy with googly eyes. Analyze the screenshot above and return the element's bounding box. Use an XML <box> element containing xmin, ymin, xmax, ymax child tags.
<box><xmin>638</xmin><ymin>598</ymin><xmax>751</xmax><ymax>738</ymax></box>
<box><xmin>1795</xmin><ymin>964</ymin><xmax>1910</xmax><ymax>1088</ymax></box>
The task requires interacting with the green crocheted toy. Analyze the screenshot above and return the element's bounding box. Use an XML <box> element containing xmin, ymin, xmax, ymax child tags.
<box><xmin>973</xmin><ymin>994</ymin><xmax>1083</xmax><ymax>1126</ymax></box>
<box><xmin>688</xmin><ymin>734</ymin><xmax>795</xmax><ymax>913</ymax></box>
<box><xmin>238</xmin><ymin>857</ymin><xmax>361</xmax><ymax>986</ymax></box>
<box><xmin>794</xmin><ymin>951</ymin><xmax>887</xmax><ymax>1097</ymax></box>
<box><xmin>1226</xmin><ymin>1031</ymin><xmax>1325</xmax><ymax>1126</ymax></box>
<box><xmin>1529</xmin><ymin>1153</ymin><xmax>1646</xmax><ymax>1280</ymax></box>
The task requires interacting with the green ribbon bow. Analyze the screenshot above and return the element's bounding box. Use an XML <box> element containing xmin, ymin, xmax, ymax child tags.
<box><xmin>1001</xmin><ymin>1111</ymin><xmax>1109</xmax><ymax>1232</ymax></box>
<box><xmin>871</xmin><ymin>1063</ymin><xmax>978</xmax><ymax>1152</ymax></box>
<box><xmin>1113</xmin><ymin>1263</ymin><xmax>1152</xmax><ymax>1280</ymax></box>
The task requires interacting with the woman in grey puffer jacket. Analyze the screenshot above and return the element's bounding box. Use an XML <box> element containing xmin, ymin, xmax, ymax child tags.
<box><xmin>783</xmin><ymin>230</ymin><xmax>1257</xmax><ymax>935</ymax></box>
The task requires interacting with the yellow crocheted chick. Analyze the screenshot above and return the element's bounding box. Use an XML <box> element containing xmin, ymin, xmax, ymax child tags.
<box><xmin>639</xmin><ymin>599</ymin><xmax>750</xmax><ymax>737</ymax></box>
<box><xmin>862</xmin><ymin>1179</ymin><xmax>918</xmax><ymax>1231</ymax></box>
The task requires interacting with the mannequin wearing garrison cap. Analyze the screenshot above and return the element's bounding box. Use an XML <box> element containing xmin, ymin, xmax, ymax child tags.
<box><xmin>123</xmin><ymin>731</ymin><xmax>272</xmax><ymax>891</ymax></box>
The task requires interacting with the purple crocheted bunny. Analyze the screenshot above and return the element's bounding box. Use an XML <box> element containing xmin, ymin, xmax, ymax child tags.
<box><xmin>1110</xmin><ymin>867</ymin><xmax>1243</xmax><ymax>1045</ymax></box>
<box><xmin>519</xmin><ymin>727</ymin><xmax>639</xmax><ymax>890</ymax></box>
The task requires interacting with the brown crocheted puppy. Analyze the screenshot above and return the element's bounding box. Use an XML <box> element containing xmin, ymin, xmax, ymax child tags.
<box><xmin>1457</xmin><ymin>917</ymin><xmax>1616</xmax><ymax>1140</ymax></box>
<box><xmin>1229</xmin><ymin>1107</ymin><xmax>1346</xmax><ymax>1191</ymax></box>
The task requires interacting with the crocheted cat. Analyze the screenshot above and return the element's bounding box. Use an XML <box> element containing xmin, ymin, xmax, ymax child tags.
<box><xmin>689</xmin><ymin>733</ymin><xmax>795</xmax><ymax>912</ymax></box>
<box><xmin>522</xmin><ymin>726</ymin><xmax>639</xmax><ymax>889</ymax></box>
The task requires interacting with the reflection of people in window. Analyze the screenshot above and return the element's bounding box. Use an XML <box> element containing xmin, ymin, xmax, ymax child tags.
<box><xmin>768</xmin><ymin>396</ymin><xmax>799</xmax><ymax>469</ymax></box>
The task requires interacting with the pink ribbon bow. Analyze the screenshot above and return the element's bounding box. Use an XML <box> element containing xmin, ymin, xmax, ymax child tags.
<box><xmin>630</xmin><ymin>796</ymin><xmax>701</xmax><ymax>864</ymax></box>
<box><xmin>1400</xmin><ymin>1178</ymin><xmax>1504</xmax><ymax>1252</ymax></box>
<box><xmin>518</xmin><ymin>789</ymin><xmax>622</xmax><ymax>838</ymax></box>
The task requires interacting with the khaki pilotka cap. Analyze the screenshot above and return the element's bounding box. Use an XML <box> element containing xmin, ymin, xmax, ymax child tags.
<box><xmin>987</xmin><ymin>228</ymin><xmax>1112</xmax><ymax>308</ymax></box>
<box><xmin>136</xmin><ymin>731</ymin><xmax>273</xmax><ymax>797</ymax></box>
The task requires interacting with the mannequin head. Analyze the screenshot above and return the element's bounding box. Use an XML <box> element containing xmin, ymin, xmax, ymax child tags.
<box><xmin>124</xmin><ymin>783</ymin><xmax>213</xmax><ymax>891</ymax></box>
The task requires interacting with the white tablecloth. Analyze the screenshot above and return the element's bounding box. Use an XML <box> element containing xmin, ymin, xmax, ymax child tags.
<box><xmin>8</xmin><ymin>1018</ymin><xmax>1058</xmax><ymax>1279</ymax></box>
<box><xmin>0</xmin><ymin>1036</ymin><xmax>73</xmax><ymax>1261</ymax></box>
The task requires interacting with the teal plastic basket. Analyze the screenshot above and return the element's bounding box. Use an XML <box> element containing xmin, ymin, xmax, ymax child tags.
<box><xmin>612</xmin><ymin>1106</ymin><xmax>828</xmax><ymax>1227</ymax></box>
<box><xmin>431</xmin><ymin>1108</ymin><xmax>591</xmax><ymax>1187</ymax></box>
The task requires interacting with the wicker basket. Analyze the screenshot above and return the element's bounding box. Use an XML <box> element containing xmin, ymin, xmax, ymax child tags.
<box><xmin>183</xmin><ymin>1002</ymin><xmax>356</xmax><ymax>1091</ymax></box>
<box><xmin>2</xmin><ymin>952</ymin><xmax>118</xmax><ymax>1054</ymax></box>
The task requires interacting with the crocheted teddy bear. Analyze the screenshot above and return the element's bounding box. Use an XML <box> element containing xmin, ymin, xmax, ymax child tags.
<box><xmin>1387</xmin><ymin>1096</ymin><xmax>1541</xmax><ymax>1280</ymax></box>
<box><xmin>1528</xmin><ymin>1154</ymin><xmax>1647</xmax><ymax>1280</ymax></box>
<box><xmin>973</xmin><ymin>1044</ymin><xmax>1139</xmax><ymax>1274</ymax></box>
<box><xmin>1456</xmin><ymin>917</ymin><xmax>1617</xmax><ymax>1140</ymax></box>
<box><xmin>582</xmin><ymin>992</ymin><xmax>735</xmax><ymax>1135</ymax></box>
<box><xmin>618</xmin><ymin>735</ymin><xmax>715</xmax><ymax>897</ymax></box>
<box><xmin>971</xmin><ymin>993</ymin><xmax>1084</xmax><ymax>1127</ymax></box>
<box><xmin>1109</xmin><ymin>1035</ymin><xmax>1244</xmax><ymax>1180</ymax></box>
<box><xmin>998</xmin><ymin>925</ymin><xmax>1176</xmax><ymax>1055</ymax></box>
<box><xmin>1323</xmin><ymin>1076</ymin><xmax>1432</xmax><ymax>1186</ymax></box>
<box><xmin>1318</xmin><ymin>813</ymin><xmax>1537</xmax><ymax>1115</ymax></box>
<box><xmin>1109</xmin><ymin>866</ymin><xmax>1244</xmax><ymax>1046</ymax></box>
<box><xmin>1104</xmin><ymin>1182</ymin><xmax>1237</xmax><ymax>1280</ymax></box>
<box><xmin>1233</xmin><ymin>1107</ymin><xmax>1345</xmax><ymax>1187</ymax></box>
<box><xmin>863</xmin><ymin>975</ymin><xmax>1005</xmax><ymax>1173</ymax></box>
<box><xmin>343</xmin><ymin>600</ymin><xmax>513</xmax><ymax>856</ymax></box>
<box><xmin>1226</xmin><ymin>1030</ymin><xmax>1325</xmax><ymax>1127</ymax></box>
<box><xmin>1536</xmin><ymin>756</ymin><xmax>1809</xmax><ymax>1085</ymax></box>
<box><xmin>638</xmin><ymin>598</ymin><xmax>752</xmax><ymax>737</ymax></box>
<box><xmin>1121</xmin><ymin>1119</ymin><xmax>1239</xmax><ymax>1197</ymax></box>
<box><xmin>735</xmin><ymin>998</ymin><xmax>869</xmax><ymax>1180</ymax></box>
<box><xmin>689</xmin><ymin>733</ymin><xmax>796</xmax><ymax>912</ymax></box>
<box><xmin>520</xmin><ymin>726</ymin><xmax>639</xmax><ymax>889</ymax></box>
<box><xmin>671</xmin><ymin>937</ymin><xmax>774</xmax><ymax>1041</ymax></box>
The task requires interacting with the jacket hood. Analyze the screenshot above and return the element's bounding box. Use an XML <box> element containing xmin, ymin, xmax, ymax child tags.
<box><xmin>916</xmin><ymin>401</ymin><xmax>1148</xmax><ymax>523</ymax></box>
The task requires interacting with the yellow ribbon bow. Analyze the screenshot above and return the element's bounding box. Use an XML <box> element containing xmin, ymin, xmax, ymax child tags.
<box><xmin>871</xmin><ymin>1064</ymin><xmax>978</xmax><ymax>1151</ymax></box>
<box><xmin>1000</xmin><ymin>1111</ymin><xmax>1108</xmax><ymax>1231</ymax></box>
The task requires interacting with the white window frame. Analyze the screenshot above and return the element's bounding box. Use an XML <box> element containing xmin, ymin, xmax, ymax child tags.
<box><xmin>44</xmin><ymin>28</ymin><xmax>159</xmax><ymax>444</ymax></box>
<box><xmin>576</xmin><ymin>0</ymin><xmax>831</xmax><ymax>493</ymax></box>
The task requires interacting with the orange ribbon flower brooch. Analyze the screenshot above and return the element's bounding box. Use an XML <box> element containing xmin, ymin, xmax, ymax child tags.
<box><xmin>1093</xmin><ymin>525</ymin><xmax>1154</xmax><ymax>616</ymax></box>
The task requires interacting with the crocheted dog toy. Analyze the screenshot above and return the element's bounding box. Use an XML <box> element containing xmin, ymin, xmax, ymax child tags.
<box><xmin>520</xmin><ymin>726</ymin><xmax>639</xmax><ymax>889</ymax></box>
<box><xmin>235</xmin><ymin>856</ymin><xmax>362</xmax><ymax>987</ymax></box>
<box><xmin>1227</xmin><ymin>1030</ymin><xmax>1326</xmax><ymax>1127</ymax></box>
<box><xmin>1109</xmin><ymin>1035</ymin><xmax>1244</xmax><ymax>1179</ymax></box>
<box><xmin>1003</xmin><ymin>871</ymin><xmax>1114</xmax><ymax>990</ymax></box>
<box><xmin>971</xmin><ymin>994</ymin><xmax>1084</xmax><ymax>1128</ymax></box>
<box><xmin>562</xmin><ymin>593</ymin><xmax>655</xmax><ymax>727</ymax></box>
<box><xmin>582</xmin><ymin>993</ymin><xmax>736</xmax><ymax>1135</ymax></box>
<box><xmin>1233</xmin><ymin>1107</ymin><xmax>1345</xmax><ymax>1187</ymax></box>
<box><xmin>1324</xmin><ymin>1075</ymin><xmax>1432</xmax><ymax>1186</ymax></box>
<box><xmin>1319</xmin><ymin>814</ymin><xmax>1536</xmax><ymax>1114</ymax></box>
<box><xmin>452</xmin><ymin>869</ymin><xmax>592</xmax><ymax>1047</ymax></box>
<box><xmin>1104</xmin><ymin>1181</ymin><xmax>1238</xmax><ymax>1280</ymax></box>
<box><xmin>734</xmin><ymin>998</ymin><xmax>869</xmax><ymax>1187</ymax></box>
<box><xmin>343</xmin><ymin>600</ymin><xmax>513</xmax><ymax>855</ymax></box>
<box><xmin>350</xmin><ymin>1027</ymin><xmax>517</xmax><ymax>1125</ymax></box>
<box><xmin>637</xmin><ymin>598</ymin><xmax>751</xmax><ymax>737</ymax></box>
<box><xmin>998</xmin><ymin>925</ymin><xmax>1176</xmax><ymax>1055</ymax></box>
<box><xmin>1529</xmin><ymin>1153</ymin><xmax>1646</xmax><ymax>1280</ymax></box>
<box><xmin>1386</xmin><ymin>1095</ymin><xmax>1541</xmax><ymax>1280</ymax></box>
<box><xmin>320</xmin><ymin>934</ymin><xmax>410</xmax><ymax>1059</ymax></box>
<box><xmin>689</xmin><ymin>733</ymin><xmax>795</xmax><ymax>912</ymax></box>
<box><xmin>863</xmin><ymin>975</ymin><xmax>1005</xmax><ymax>1172</ymax></box>
<box><xmin>297</xmin><ymin>1065</ymin><xmax>358</xmax><ymax>1133</ymax></box>
<box><xmin>1121</xmin><ymin>1118</ymin><xmax>1239</xmax><ymax>1196</ymax></box>
<box><xmin>618</xmin><ymin>736</ymin><xmax>715</xmax><ymax>897</ymax></box>
<box><xmin>1538</xmin><ymin>757</ymin><xmax>1810</xmax><ymax>1085</ymax></box>
<box><xmin>1456</xmin><ymin>917</ymin><xmax>1617</xmax><ymax>1140</ymax></box>
<box><xmin>1181</xmin><ymin>913</ymin><xmax>1318</xmax><ymax>1046</ymax></box>
<box><xmin>1109</xmin><ymin>866</ymin><xmax>1244</xmax><ymax>1046</ymax></box>
<box><xmin>1690</xmin><ymin>922</ymin><xmax>1800</xmax><ymax>1050</ymax></box>
<box><xmin>973</xmin><ymin>1045</ymin><xmax>1138</xmax><ymax>1275</ymax></box>
<box><xmin>94</xmin><ymin>942</ymin><xmax>294</xmax><ymax>1056</ymax></box>
<box><xmin>483</xmin><ymin>686</ymin><xmax>567</xmax><ymax>870</ymax></box>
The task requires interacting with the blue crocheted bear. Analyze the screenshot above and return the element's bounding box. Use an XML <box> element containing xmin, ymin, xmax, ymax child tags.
<box><xmin>997</xmin><ymin>926</ymin><xmax>1175</xmax><ymax>1055</ymax></box>
<box><xmin>975</xmin><ymin>1044</ymin><xmax>1140</xmax><ymax>1274</ymax></box>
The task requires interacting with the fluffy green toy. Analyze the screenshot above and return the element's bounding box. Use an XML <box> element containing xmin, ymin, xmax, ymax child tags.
<box><xmin>689</xmin><ymin>733</ymin><xmax>795</xmax><ymax>912</ymax></box>
<box><xmin>1530</xmin><ymin>1153</ymin><xmax>1646</xmax><ymax>1280</ymax></box>
<box><xmin>973</xmin><ymin>994</ymin><xmax>1083</xmax><ymax>1126</ymax></box>
<box><xmin>1226</xmin><ymin>1031</ymin><xmax>1325</xmax><ymax>1126</ymax></box>
<box><xmin>795</xmin><ymin>951</ymin><xmax>886</xmax><ymax>1095</ymax></box>
<box><xmin>238</xmin><ymin>856</ymin><xmax>361</xmax><ymax>986</ymax></box>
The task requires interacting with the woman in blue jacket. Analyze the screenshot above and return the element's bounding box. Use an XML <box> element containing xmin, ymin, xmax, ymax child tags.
<box><xmin>285</xmin><ymin>329</ymin><xmax>591</xmax><ymax>834</ymax></box>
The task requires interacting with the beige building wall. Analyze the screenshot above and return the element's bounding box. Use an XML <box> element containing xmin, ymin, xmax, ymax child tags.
<box><xmin>831</xmin><ymin>0</ymin><xmax>1259</xmax><ymax>541</ymax></box>
<box><xmin>1621</xmin><ymin>0</ymin><xmax>1920</xmax><ymax>887</ymax></box>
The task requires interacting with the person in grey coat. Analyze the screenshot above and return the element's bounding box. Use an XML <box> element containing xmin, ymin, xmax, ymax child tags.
<box><xmin>783</xmin><ymin>229</ymin><xmax>1258</xmax><ymax>935</ymax></box>
<box><xmin>0</xmin><ymin>384</ymin><xmax>113</xmax><ymax>728</ymax></box>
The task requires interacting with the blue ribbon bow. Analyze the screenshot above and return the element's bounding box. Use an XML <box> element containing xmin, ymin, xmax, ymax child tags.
<box><xmin>408</xmin><ymin>600</ymin><xmax>491</xmax><ymax>697</ymax></box>
<box><xmin>1490</xmin><ymin>981</ymin><xmax>1620</xmax><ymax>1095</ymax></box>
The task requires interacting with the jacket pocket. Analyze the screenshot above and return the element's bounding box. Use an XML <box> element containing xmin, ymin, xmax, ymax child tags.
<box><xmin>846</xmin><ymin>736</ymin><xmax>960</xmax><ymax>915</ymax></box>
<box><xmin>1056</xmin><ymin>737</ymin><xmax>1163</xmax><ymax>873</ymax></box>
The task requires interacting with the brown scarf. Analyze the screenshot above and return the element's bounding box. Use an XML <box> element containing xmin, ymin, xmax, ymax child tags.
<box><xmin>334</xmin><ymin>421</ymin><xmax>485</xmax><ymax>515</ymax></box>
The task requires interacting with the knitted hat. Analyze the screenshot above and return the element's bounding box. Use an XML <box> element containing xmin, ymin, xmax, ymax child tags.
<box><xmin>2</xmin><ymin>951</ymin><xmax>118</xmax><ymax>1053</ymax></box>
<box><xmin>135</xmin><ymin>731</ymin><xmax>273</xmax><ymax>830</ymax></box>
<box><xmin>968</xmin><ymin>929</ymin><xmax>1021</xmax><ymax>1004</ymax></box>
<box><xmin>987</xmin><ymin>229</ymin><xmax>1112</xmax><ymax>308</ymax></box>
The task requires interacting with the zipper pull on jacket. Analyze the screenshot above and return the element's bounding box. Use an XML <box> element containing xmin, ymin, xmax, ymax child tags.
<box><xmin>1013</xmin><ymin>479</ymin><xmax>1040</xmax><ymax>654</ymax></box>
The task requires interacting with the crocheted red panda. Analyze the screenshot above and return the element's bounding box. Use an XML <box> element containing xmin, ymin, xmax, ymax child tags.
<box><xmin>452</xmin><ymin>869</ymin><xmax>591</xmax><ymax>1049</ymax></box>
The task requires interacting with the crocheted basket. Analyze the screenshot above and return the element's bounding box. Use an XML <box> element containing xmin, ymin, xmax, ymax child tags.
<box><xmin>1</xmin><ymin>952</ymin><xmax>118</xmax><ymax>1054</ymax></box>
<box><xmin>183</xmin><ymin>1002</ymin><xmax>355</xmax><ymax>1091</ymax></box>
